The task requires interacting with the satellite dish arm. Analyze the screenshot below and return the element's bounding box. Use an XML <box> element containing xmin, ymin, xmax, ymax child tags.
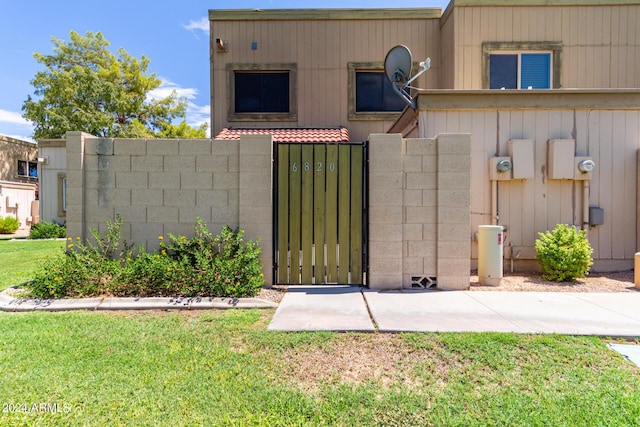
<box><xmin>390</xmin><ymin>69</ymin><xmax>415</xmax><ymax>108</ymax></box>
<box><xmin>406</xmin><ymin>57</ymin><xmax>431</xmax><ymax>86</ymax></box>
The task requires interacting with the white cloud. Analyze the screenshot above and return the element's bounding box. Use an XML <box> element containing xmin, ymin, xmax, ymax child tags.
<box><xmin>0</xmin><ymin>109</ymin><xmax>30</xmax><ymax>126</ymax></box>
<box><xmin>148</xmin><ymin>79</ymin><xmax>210</xmax><ymax>137</ymax></box>
<box><xmin>182</xmin><ymin>17</ymin><xmax>209</xmax><ymax>37</ymax></box>
<box><xmin>148</xmin><ymin>79</ymin><xmax>199</xmax><ymax>101</ymax></box>
<box><xmin>186</xmin><ymin>102</ymin><xmax>210</xmax><ymax>137</ymax></box>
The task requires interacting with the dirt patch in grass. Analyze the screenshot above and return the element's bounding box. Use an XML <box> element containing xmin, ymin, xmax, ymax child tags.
<box><xmin>274</xmin><ymin>334</ymin><xmax>454</xmax><ymax>392</ymax></box>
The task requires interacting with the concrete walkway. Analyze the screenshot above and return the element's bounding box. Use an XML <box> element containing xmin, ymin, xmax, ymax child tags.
<box><xmin>0</xmin><ymin>288</ymin><xmax>278</xmax><ymax>312</ymax></box>
<box><xmin>269</xmin><ymin>286</ymin><xmax>640</xmax><ymax>338</ymax></box>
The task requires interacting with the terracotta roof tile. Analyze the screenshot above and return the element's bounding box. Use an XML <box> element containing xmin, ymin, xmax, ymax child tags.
<box><xmin>214</xmin><ymin>127</ymin><xmax>350</xmax><ymax>143</ymax></box>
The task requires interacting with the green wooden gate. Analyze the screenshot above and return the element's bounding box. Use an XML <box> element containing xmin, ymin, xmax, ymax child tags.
<box><xmin>274</xmin><ymin>142</ymin><xmax>367</xmax><ymax>285</ymax></box>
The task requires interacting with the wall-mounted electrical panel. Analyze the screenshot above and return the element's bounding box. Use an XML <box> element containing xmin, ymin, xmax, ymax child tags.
<box><xmin>507</xmin><ymin>139</ymin><xmax>534</xmax><ymax>179</ymax></box>
<box><xmin>548</xmin><ymin>139</ymin><xmax>575</xmax><ymax>179</ymax></box>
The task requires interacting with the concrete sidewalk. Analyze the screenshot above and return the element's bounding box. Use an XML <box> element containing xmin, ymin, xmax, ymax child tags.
<box><xmin>269</xmin><ymin>286</ymin><xmax>640</xmax><ymax>338</ymax></box>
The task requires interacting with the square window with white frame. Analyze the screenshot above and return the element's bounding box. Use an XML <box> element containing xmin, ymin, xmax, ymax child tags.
<box><xmin>482</xmin><ymin>42</ymin><xmax>562</xmax><ymax>90</ymax></box>
<box><xmin>489</xmin><ymin>52</ymin><xmax>552</xmax><ymax>89</ymax></box>
<box><xmin>17</xmin><ymin>159</ymin><xmax>38</xmax><ymax>179</ymax></box>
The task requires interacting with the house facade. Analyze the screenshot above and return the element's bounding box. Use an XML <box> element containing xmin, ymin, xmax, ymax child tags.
<box><xmin>207</xmin><ymin>0</ymin><xmax>640</xmax><ymax>282</ymax></box>
<box><xmin>42</xmin><ymin>0</ymin><xmax>640</xmax><ymax>290</ymax></box>
<box><xmin>0</xmin><ymin>135</ymin><xmax>39</xmax><ymax>230</ymax></box>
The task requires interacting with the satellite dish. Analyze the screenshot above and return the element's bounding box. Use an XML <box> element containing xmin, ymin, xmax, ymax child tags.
<box><xmin>383</xmin><ymin>45</ymin><xmax>431</xmax><ymax>109</ymax></box>
<box><xmin>384</xmin><ymin>45</ymin><xmax>413</xmax><ymax>89</ymax></box>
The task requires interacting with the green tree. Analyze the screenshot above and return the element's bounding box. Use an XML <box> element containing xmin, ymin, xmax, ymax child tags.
<box><xmin>22</xmin><ymin>30</ymin><xmax>207</xmax><ymax>139</ymax></box>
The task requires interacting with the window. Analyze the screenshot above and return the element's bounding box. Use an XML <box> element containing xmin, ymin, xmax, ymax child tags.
<box><xmin>235</xmin><ymin>72</ymin><xmax>289</xmax><ymax>113</ymax></box>
<box><xmin>489</xmin><ymin>52</ymin><xmax>551</xmax><ymax>89</ymax></box>
<box><xmin>355</xmin><ymin>72</ymin><xmax>407</xmax><ymax>112</ymax></box>
<box><xmin>17</xmin><ymin>160</ymin><xmax>37</xmax><ymax>179</ymax></box>
<box><xmin>57</xmin><ymin>173</ymin><xmax>66</xmax><ymax>218</ymax></box>
<box><xmin>349</xmin><ymin>63</ymin><xmax>408</xmax><ymax>120</ymax></box>
<box><xmin>482</xmin><ymin>42</ymin><xmax>562</xmax><ymax>89</ymax></box>
<box><xmin>227</xmin><ymin>63</ymin><xmax>297</xmax><ymax>122</ymax></box>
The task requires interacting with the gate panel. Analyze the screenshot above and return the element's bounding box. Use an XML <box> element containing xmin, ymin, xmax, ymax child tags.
<box><xmin>325</xmin><ymin>145</ymin><xmax>339</xmax><ymax>282</ymax></box>
<box><xmin>301</xmin><ymin>145</ymin><xmax>314</xmax><ymax>284</ymax></box>
<box><xmin>288</xmin><ymin>145</ymin><xmax>302</xmax><ymax>285</ymax></box>
<box><xmin>337</xmin><ymin>145</ymin><xmax>351</xmax><ymax>284</ymax></box>
<box><xmin>313</xmin><ymin>145</ymin><xmax>326</xmax><ymax>283</ymax></box>
<box><xmin>350</xmin><ymin>145</ymin><xmax>364</xmax><ymax>283</ymax></box>
<box><xmin>277</xmin><ymin>147</ymin><xmax>289</xmax><ymax>284</ymax></box>
<box><xmin>275</xmin><ymin>142</ymin><xmax>366</xmax><ymax>285</ymax></box>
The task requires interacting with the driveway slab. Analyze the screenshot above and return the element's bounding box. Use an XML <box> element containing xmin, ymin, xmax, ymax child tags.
<box><xmin>268</xmin><ymin>286</ymin><xmax>375</xmax><ymax>331</ymax></box>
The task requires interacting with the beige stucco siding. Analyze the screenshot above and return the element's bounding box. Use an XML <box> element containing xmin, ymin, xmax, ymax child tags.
<box><xmin>210</xmin><ymin>12</ymin><xmax>441</xmax><ymax>141</ymax></box>
<box><xmin>450</xmin><ymin>4</ymin><xmax>640</xmax><ymax>89</ymax></box>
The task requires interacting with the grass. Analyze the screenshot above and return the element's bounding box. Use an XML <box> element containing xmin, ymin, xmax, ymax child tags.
<box><xmin>1</xmin><ymin>310</ymin><xmax>639</xmax><ymax>426</ymax></box>
<box><xmin>0</xmin><ymin>239</ymin><xmax>65</xmax><ymax>290</ymax></box>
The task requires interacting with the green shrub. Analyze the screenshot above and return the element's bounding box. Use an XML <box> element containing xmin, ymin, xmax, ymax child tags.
<box><xmin>27</xmin><ymin>216</ymin><xmax>264</xmax><ymax>298</ymax></box>
<box><xmin>161</xmin><ymin>219</ymin><xmax>264</xmax><ymax>297</ymax></box>
<box><xmin>535</xmin><ymin>224</ymin><xmax>593</xmax><ymax>282</ymax></box>
<box><xmin>29</xmin><ymin>221</ymin><xmax>66</xmax><ymax>239</ymax></box>
<box><xmin>0</xmin><ymin>216</ymin><xmax>20</xmax><ymax>234</ymax></box>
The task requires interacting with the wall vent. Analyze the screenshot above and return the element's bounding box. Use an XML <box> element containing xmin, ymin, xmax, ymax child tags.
<box><xmin>411</xmin><ymin>276</ymin><xmax>437</xmax><ymax>289</ymax></box>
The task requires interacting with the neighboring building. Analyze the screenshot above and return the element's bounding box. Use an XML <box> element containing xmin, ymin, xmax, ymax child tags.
<box><xmin>37</xmin><ymin>139</ymin><xmax>67</xmax><ymax>225</ymax></box>
<box><xmin>0</xmin><ymin>135</ymin><xmax>39</xmax><ymax>230</ymax></box>
<box><xmin>42</xmin><ymin>1</ymin><xmax>640</xmax><ymax>290</ymax></box>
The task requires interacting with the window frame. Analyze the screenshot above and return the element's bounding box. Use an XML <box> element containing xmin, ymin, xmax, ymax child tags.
<box><xmin>57</xmin><ymin>173</ymin><xmax>67</xmax><ymax>218</ymax></box>
<box><xmin>16</xmin><ymin>159</ymin><xmax>38</xmax><ymax>180</ymax></box>
<box><xmin>348</xmin><ymin>62</ymin><xmax>409</xmax><ymax>121</ymax></box>
<box><xmin>482</xmin><ymin>42</ymin><xmax>562</xmax><ymax>89</ymax></box>
<box><xmin>226</xmin><ymin>63</ymin><xmax>297</xmax><ymax>122</ymax></box>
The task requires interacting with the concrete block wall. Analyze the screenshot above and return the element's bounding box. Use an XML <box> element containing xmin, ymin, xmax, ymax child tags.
<box><xmin>368</xmin><ymin>133</ymin><xmax>471</xmax><ymax>290</ymax></box>
<box><xmin>65</xmin><ymin>132</ymin><xmax>274</xmax><ymax>286</ymax></box>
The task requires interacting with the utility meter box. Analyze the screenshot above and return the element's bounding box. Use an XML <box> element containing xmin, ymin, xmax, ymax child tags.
<box><xmin>508</xmin><ymin>139</ymin><xmax>534</xmax><ymax>179</ymax></box>
<box><xmin>574</xmin><ymin>156</ymin><xmax>595</xmax><ymax>180</ymax></box>
<box><xmin>489</xmin><ymin>157</ymin><xmax>513</xmax><ymax>181</ymax></box>
<box><xmin>548</xmin><ymin>139</ymin><xmax>575</xmax><ymax>179</ymax></box>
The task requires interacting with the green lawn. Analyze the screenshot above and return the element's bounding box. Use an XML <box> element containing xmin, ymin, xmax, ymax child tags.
<box><xmin>1</xmin><ymin>310</ymin><xmax>639</xmax><ymax>426</ymax></box>
<box><xmin>0</xmin><ymin>239</ymin><xmax>65</xmax><ymax>290</ymax></box>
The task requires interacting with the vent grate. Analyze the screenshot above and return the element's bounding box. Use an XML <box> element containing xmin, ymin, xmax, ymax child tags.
<box><xmin>411</xmin><ymin>276</ymin><xmax>437</xmax><ymax>289</ymax></box>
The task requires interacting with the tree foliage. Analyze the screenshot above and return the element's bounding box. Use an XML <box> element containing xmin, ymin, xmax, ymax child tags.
<box><xmin>22</xmin><ymin>31</ymin><xmax>207</xmax><ymax>139</ymax></box>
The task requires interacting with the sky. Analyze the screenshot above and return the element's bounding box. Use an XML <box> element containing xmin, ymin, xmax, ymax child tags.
<box><xmin>0</xmin><ymin>0</ymin><xmax>450</xmax><ymax>141</ymax></box>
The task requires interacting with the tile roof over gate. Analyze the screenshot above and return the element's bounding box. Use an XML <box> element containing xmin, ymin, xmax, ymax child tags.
<box><xmin>214</xmin><ymin>127</ymin><xmax>350</xmax><ymax>143</ymax></box>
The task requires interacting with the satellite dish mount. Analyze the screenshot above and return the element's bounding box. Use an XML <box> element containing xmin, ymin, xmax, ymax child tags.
<box><xmin>384</xmin><ymin>45</ymin><xmax>430</xmax><ymax>109</ymax></box>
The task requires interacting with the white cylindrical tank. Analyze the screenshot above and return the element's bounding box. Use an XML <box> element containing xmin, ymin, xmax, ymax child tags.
<box><xmin>478</xmin><ymin>225</ymin><xmax>504</xmax><ymax>286</ymax></box>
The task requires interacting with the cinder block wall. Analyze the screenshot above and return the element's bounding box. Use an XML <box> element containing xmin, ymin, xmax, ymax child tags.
<box><xmin>368</xmin><ymin>133</ymin><xmax>471</xmax><ymax>290</ymax></box>
<box><xmin>65</xmin><ymin>131</ymin><xmax>273</xmax><ymax>285</ymax></box>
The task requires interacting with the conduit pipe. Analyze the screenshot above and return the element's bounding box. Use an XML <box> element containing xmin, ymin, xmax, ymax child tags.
<box><xmin>582</xmin><ymin>180</ymin><xmax>590</xmax><ymax>236</ymax></box>
<box><xmin>491</xmin><ymin>180</ymin><xmax>498</xmax><ymax>225</ymax></box>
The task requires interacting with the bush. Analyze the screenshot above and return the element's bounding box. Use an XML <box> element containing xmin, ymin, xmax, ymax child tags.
<box><xmin>161</xmin><ymin>220</ymin><xmax>264</xmax><ymax>297</ymax></box>
<box><xmin>29</xmin><ymin>221</ymin><xmax>66</xmax><ymax>239</ymax></box>
<box><xmin>27</xmin><ymin>216</ymin><xmax>264</xmax><ymax>298</ymax></box>
<box><xmin>535</xmin><ymin>224</ymin><xmax>593</xmax><ymax>282</ymax></box>
<box><xmin>0</xmin><ymin>216</ymin><xmax>20</xmax><ymax>234</ymax></box>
